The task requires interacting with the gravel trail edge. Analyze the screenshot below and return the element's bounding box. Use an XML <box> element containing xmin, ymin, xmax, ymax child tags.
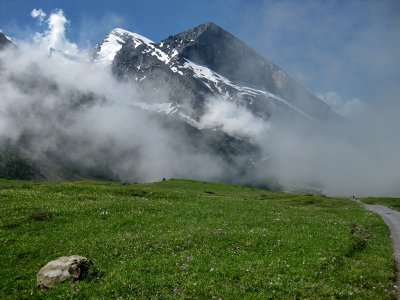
<box><xmin>364</xmin><ymin>204</ymin><xmax>400</xmax><ymax>298</ymax></box>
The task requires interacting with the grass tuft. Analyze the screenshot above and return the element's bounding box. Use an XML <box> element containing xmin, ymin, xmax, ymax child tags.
<box><xmin>29</xmin><ymin>210</ymin><xmax>56</xmax><ymax>222</ymax></box>
<box><xmin>346</xmin><ymin>224</ymin><xmax>369</xmax><ymax>257</ymax></box>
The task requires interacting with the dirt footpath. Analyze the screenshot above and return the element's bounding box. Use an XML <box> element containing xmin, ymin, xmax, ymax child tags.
<box><xmin>364</xmin><ymin>204</ymin><xmax>400</xmax><ymax>298</ymax></box>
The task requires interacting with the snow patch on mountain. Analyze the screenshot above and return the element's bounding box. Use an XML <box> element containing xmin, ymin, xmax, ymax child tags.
<box><xmin>132</xmin><ymin>101</ymin><xmax>200</xmax><ymax>127</ymax></box>
<box><xmin>183</xmin><ymin>60</ymin><xmax>226</xmax><ymax>86</ymax></box>
<box><xmin>181</xmin><ymin>58</ymin><xmax>317</xmax><ymax>122</ymax></box>
<box><xmin>134</xmin><ymin>102</ymin><xmax>176</xmax><ymax>114</ymax></box>
<box><xmin>142</xmin><ymin>43</ymin><xmax>172</xmax><ymax>64</ymax></box>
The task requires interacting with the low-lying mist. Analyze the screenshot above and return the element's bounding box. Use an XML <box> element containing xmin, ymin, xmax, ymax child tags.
<box><xmin>0</xmin><ymin>45</ymin><xmax>243</xmax><ymax>183</ymax></box>
<box><xmin>0</xmin><ymin>9</ymin><xmax>399</xmax><ymax>197</ymax></box>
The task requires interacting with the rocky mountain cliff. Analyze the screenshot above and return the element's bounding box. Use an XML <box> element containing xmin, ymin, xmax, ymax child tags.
<box><xmin>159</xmin><ymin>23</ymin><xmax>331</xmax><ymax>120</ymax></box>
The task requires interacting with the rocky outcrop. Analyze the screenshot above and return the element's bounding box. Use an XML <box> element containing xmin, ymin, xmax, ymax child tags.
<box><xmin>37</xmin><ymin>256</ymin><xmax>92</xmax><ymax>290</ymax></box>
<box><xmin>0</xmin><ymin>32</ymin><xmax>14</xmax><ymax>50</ymax></box>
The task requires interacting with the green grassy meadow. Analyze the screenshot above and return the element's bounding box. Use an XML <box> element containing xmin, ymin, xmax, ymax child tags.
<box><xmin>362</xmin><ymin>197</ymin><xmax>400</xmax><ymax>212</ymax></box>
<box><xmin>0</xmin><ymin>179</ymin><xmax>397</xmax><ymax>299</ymax></box>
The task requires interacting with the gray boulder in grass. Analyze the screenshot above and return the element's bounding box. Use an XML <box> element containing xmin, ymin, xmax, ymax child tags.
<box><xmin>37</xmin><ymin>255</ymin><xmax>92</xmax><ymax>289</ymax></box>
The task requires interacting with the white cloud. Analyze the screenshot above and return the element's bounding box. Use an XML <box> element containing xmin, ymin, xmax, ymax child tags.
<box><xmin>199</xmin><ymin>98</ymin><xmax>269</xmax><ymax>138</ymax></box>
<box><xmin>31</xmin><ymin>8</ymin><xmax>46</xmax><ymax>23</ymax></box>
<box><xmin>32</xmin><ymin>8</ymin><xmax>78</xmax><ymax>55</ymax></box>
<box><xmin>319</xmin><ymin>91</ymin><xmax>368</xmax><ymax>118</ymax></box>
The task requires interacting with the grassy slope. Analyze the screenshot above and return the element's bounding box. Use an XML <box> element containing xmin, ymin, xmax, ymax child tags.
<box><xmin>0</xmin><ymin>179</ymin><xmax>396</xmax><ymax>299</ymax></box>
<box><xmin>362</xmin><ymin>197</ymin><xmax>400</xmax><ymax>212</ymax></box>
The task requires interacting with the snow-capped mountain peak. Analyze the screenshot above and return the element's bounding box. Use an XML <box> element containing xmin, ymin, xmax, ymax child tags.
<box><xmin>91</xmin><ymin>28</ymin><xmax>153</xmax><ymax>66</ymax></box>
<box><xmin>91</xmin><ymin>23</ymin><xmax>334</xmax><ymax>125</ymax></box>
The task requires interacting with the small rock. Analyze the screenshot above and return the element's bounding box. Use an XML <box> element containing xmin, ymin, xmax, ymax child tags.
<box><xmin>37</xmin><ymin>255</ymin><xmax>92</xmax><ymax>290</ymax></box>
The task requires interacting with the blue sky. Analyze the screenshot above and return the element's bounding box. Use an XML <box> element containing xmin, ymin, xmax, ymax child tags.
<box><xmin>1</xmin><ymin>0</ymin><xmax>399</xmax><ymax>107</ymax></box>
